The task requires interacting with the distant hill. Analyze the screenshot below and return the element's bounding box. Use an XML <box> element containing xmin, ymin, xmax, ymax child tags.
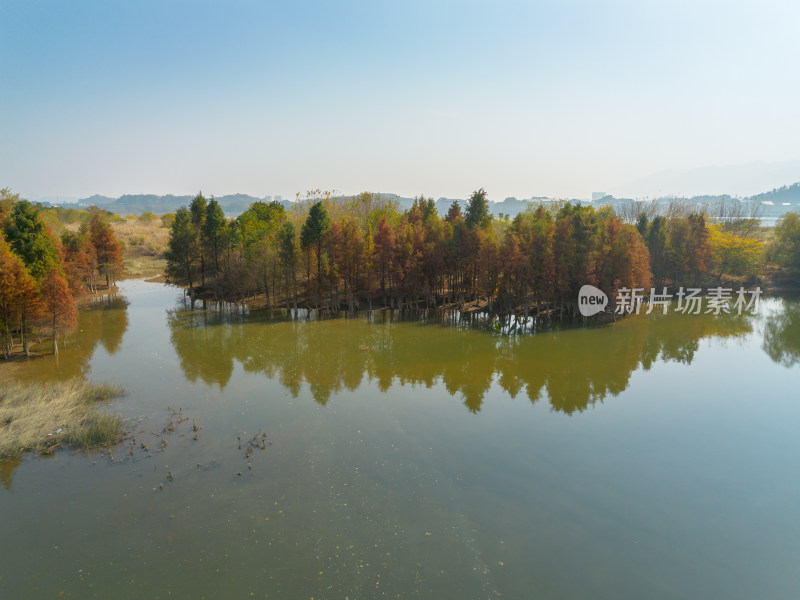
<box><xmin>62</xmin><ymin>193</ymin><xmax>291</xmax><ymax>217</ymax></box>
<box><xmin>614</xmin><ymin>160</ymin><xmax>800</xmax><ymax>198</ymax></box>
<box><xmin>593</xmin><ymin>186</ymin><xmax>800</xmax><ymax>219</ymax></box>
<box><xmin>40</xmin><ymin>184</ymin><xmax>800</xmax><ymax>221</ymax></box>
<box><xmin>749</xmin><ymin>182</ymin><xmax>800</xmax><ymax>208</ymax></box>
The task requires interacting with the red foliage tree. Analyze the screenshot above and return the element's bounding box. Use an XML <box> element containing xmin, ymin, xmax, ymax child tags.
<box><xmin>372</xmin><ymin>216</ymin><xmax>395</xmax><ymax>302</ymax></box>
<box><xmin>89</xmin><ymin>211</ymin><xmax>124</xmax><ymax>288</ymax></box>
<box><xmin>0</xmin><ymin>233</ymin><xmax>39</xmax><ymax>357</ymax></box>
<box><xmin>39</xmin><ymin>268</ymin><xmax>78</xmax><ymax>355</ymax></box>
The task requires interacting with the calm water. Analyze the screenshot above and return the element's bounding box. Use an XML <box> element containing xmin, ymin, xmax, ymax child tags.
<box><xmin>1</xmin><ymin>279</ymin><xmax>799</xmax><ymax>599</ymax></box>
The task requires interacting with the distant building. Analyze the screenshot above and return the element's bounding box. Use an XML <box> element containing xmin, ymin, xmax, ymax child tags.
<box><xmin>591</xmin><ymin>192</ymin><xmax>607</xmax><ymax>202</ymax></box>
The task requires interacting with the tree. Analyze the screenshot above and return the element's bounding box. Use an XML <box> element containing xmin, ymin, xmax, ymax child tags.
<box><xmin>686</xmin><ymin>213</ymin><xmax>712</xmax><ymax>285</ymax></box>
<box><xmin>0</xmin><ymin>188</ymin><xmax>20</xmax><ymax>229</ymax></box>
<box><xmin>61</xmin><ymin>230</ymin><xmax>98</xmax><ymax>295</ymax></box>
<box><xmin>237</xmin><ymin>201</ymin><xmax>286</xmax><ymax>306</ymax></box>
<box><xmin>300</xmin><ymin>202</ymin><xmax>330</xmax><ymax>304</ymax></box>
<box><xmin>39</xmin><ymin>268</ymin><xmax>77</xmax><ymax>355</ymax></box>
<box><xmin>202</xmin><ymin>198</ymin><xmax>229</xmax><ymax>289</ymax></box>
<box><xmin>88</xmin><ymin>209</ymin><xmax>124</xmax><ymax>288</ymax></box>
<box><xmin>465</xmin><ymin>188</ymin><xmax>491</xmax><ymax>230</ymax></box>
<box><xmin>772</xmin><ymin>212</ymin><xmax>800</xmax><ymax>276</ymax></box>
<box><xmin>190</xmin><ymin>193</ymin><xmax>208</xmax><ymax>285</ymax></box>
<box><xmin>645</xmin><ymin>216</ymin><xmax>668</xmax><ymax>287</ymax></box>
<box><xmin>445</xmin><ymin>201</ymin><xmax>463</xmax><ymax>224</ymax></box>
<box><xmin>4</xmin><ymin>200</ymin><xmax>60</xmax><ymax>279</ymax></box>
<box><xmin>0</xmin><ymin>233</ymin><xmax>39</xmax><ymax>357</ymax></box>
<box><xmin>708</xmin><ymin>225</ymin><xmax>763</xmax><ymax>282</ymax></box>
<box><xmin>278</xmin><ymin>221</ymin><xmax>299</xmax><ymax>310</ymax></box>
<box><xmin>372</xmin><ymin>215</ymin><xmax>395</xmax><ymax>302</ymax></box>
<box><xmin>165</xmin><ymin>207</ymin><xmax>200</xmax><ymax>298</ymax></box>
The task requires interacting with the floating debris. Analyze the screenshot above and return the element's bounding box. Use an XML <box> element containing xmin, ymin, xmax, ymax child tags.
<box><xmin>241</xmin><ymin>430</ymin><xmax>270</xmax><ymax>461</ymax></box>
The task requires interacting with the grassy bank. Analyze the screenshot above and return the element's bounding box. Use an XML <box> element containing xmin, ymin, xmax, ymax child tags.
<box><xmin>113</xmin><ymin>216</ymin><xmax>169</xmax><ymax>278</ymax></box>
<box><xmin>0</xmin><ymin>380</ymin><xmax>126</xmax><ymax>458</ymax></box>
<box><xmin>60</xmin><ymin>214</ymin><xmax>169</xmax><ymax>278</ymax></box>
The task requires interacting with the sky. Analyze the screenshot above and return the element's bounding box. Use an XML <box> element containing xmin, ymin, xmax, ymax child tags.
<box><xmin>1</xmin><ymin>0</ymin><xmax>799</xmax><ymax>202</ymax></box>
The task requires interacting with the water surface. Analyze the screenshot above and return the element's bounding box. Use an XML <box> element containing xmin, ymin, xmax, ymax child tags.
<box><xmin>1</xmin><ymin>280</ymin><xmax>799</xmax><ymax>599</ymax></box>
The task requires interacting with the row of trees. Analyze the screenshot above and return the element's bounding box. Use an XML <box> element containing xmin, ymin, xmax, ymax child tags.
<box><xmin>168</xmin><ymin>189</ymin><xmax>772</xmax><ymax>315</ymax></box>
<box><xmin>0</xmin><ymin>189</ymin><xmax>124</xmax><ymax>357</ymax></box>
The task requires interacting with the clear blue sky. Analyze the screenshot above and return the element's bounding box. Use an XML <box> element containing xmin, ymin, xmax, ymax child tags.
<box><xmin>1</xmin><ymin>0</ymin><xmax>798</xmax><ymax>201</ymax></box>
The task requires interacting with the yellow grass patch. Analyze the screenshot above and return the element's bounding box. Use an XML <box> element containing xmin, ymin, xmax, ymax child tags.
<box><xmin>113</xmin><ymin>216</ymin><xmax>170</xmax><ymax>278</ymax></box>
<box><xmin>0</xmin><ymin>379</ymin><xmax>126</xmax><ymax>458</ymax></box>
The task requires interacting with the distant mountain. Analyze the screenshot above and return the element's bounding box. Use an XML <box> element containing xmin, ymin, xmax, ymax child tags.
<box><xmin>63</xmin><ymin>193</ymin><xmax>291</xmax><ymax>217</ymax></box>
<box><xmin>592</xmin><ymin>187</ymin><xmax>800</xmax><ymax>219</ymax></box>
<box><xmin>41</xmin><ymin>183</ymin><xmax>800</xmax><ymax>221</ymax></box>
<box><xmin>614</xmin><ymin>160</ymin><xmax>800</xmax><ymax>198</ymax></box>
<box><xmin>750</xmin><ymin>182</ymin><xmax>800</xmax><ymax>207</ymax></box>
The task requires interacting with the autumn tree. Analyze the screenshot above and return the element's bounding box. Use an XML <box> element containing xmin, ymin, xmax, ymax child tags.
<box><xmin>62</xmin><ymin>230</ymin><xmax>98</xmax><ymax>294</ymax></box>
<box><xmin>0</xmin><ymin>233</ymin><xmax>39</xmax><ymax>357</ymax></box>
<box><xmin>445</xmin><ymin>201</ymin><xmax>463</xmax><ymax>224</ymax></box>
<box><xmin>686</xmin><ymin>213</ymin><xmax>712</xmax><ymax>285</ymax></box>
<box><xmin>340</xmin><ymin>219</ymin><xmax>364</xmax><ymax>310</ymax></box>
<box><xmin>0</xmin><ymin>188</ymin><xmax>20</xmax><ymax>229</ymax></box>
<box><xmin>88</xmin><ymin>209</ymin><xmax>124</xmax><ymax>288</ymax></box>
<box><xmin>553</xmin><ymin>203</ymin><xmax>599</xmax><ymax>301</ymax></box>
<box><xmin>236</xmin><ymin>201</ymin><xmax>286</xmax><ymax>306</ymax></box>
<box><xmin>708</xmin><ymin>225</ymin><xmax>763</xmax><ymax>282</ymax></box>
<box><xmin>372</xmin><ymin>215</ymin><xmax>395</xmax><ymax>303</ymax></box>
<box><xmin>39</xmin><ymin>268</ymin><xmax>78</xmax><ymax>355</ymax></box>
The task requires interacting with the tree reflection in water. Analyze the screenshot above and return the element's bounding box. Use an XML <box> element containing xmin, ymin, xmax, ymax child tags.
<box><xmin>762</xmin><ymin>299</ymin><xmax>800</xmax><ymax>367</ymax></box>
<box><xmin>9</xmin><ymin>295</ymin><xmax>129</xmax><ymax>383</ymax></box>
<box><xmin>167</xmin><ymin>303</ymin><xmax>765</xmax><ymax>415</ymax></box>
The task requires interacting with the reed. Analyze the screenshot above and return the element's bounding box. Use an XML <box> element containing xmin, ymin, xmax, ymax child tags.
<box><xmin>0</xmin><ymin>379</ymin><xmax>125</xmax><ymax>457</ymax></box>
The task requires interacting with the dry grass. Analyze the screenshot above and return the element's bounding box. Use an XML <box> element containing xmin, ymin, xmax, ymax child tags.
<box><xmin>113</xmin><ymin>216</ymin><xmax>170</xmax><ymax>278</ymax></box>
<box><xmin>0</xmin><ymin>379</ymin><xmax>126</xmax><ymax>458</ymax></box>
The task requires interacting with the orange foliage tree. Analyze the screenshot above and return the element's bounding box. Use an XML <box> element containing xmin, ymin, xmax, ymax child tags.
<box><xmin>39</xmin><ymin>268</ymin><xmax>78</xmax><ymax>355</ymax></box>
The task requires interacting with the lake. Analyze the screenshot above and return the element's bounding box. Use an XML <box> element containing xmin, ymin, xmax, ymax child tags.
<box><xmin>1</xmin><ymin>279</ymin><xmax>799</xmax><ymax>599</ymax></box>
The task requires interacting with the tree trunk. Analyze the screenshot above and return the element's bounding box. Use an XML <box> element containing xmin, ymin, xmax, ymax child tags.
<box><xmin>52</xmin><ymin>311</ymin><xmax>59</xmax><ymax>355</ymax></box>
<box><xmin>21</xmin><ymin>311</ymin><xmax>29</xmax><ymax>357</ymax></box>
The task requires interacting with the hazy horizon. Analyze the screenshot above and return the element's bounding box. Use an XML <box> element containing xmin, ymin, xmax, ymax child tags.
<box><xmin>2</xmin><ymin>1</ymin><xmax>799</xmax><ymax>202</ymax></box>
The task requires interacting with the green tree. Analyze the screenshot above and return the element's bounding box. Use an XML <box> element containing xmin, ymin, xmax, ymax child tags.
<box><xmin>4</xmin><ymin>200</ymin><xmax>60</xmax><ymax>279</ymax></box>
<box><xmin>772</xmin><ymin>212</ymin><xmax>800</xmax><ymax>275</ymax></box>
<box><xmin>202</xmin><ymin>198</ymin><xmax>229</xmax><ymax>288</ymax></box>
<box><xmin>165</xmin><ymin>207</ymin><xmax>200</xmax><ymax>298</ymax></box>
<box><xmin>237</xmin><ymin>201</ymin><xmax>286</xmax><ymax>306</ymax></box>
<box><xmin>278</xmin><ymin>221</ymin><xmax>300</xmax><ymax>310</ymax></box>
<box><xmin>465</xmin><ymin>188</ymin><xmax>491</xmax><ymax>230</ymax></box>
<box><xmin>645</xmin><ymin>216</ymin><xmax>668</xmax><ymax>287</ymax></box>
<box><xmin>300</xmin><ymin>201</ymin><xmax>331</xmax><ymax>303</ymax></box>
<box><xmin>0</xmin><ymin>188</ymin><xmax>19</xmax><ymax>228</ymax></box>
<box><xmin>190</xmin><ymin>193</ymin><xmax>208</xmax><ymax>284</ymax></box>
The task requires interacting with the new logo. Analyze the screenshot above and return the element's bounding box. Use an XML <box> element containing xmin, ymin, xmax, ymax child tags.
<box><xmin>578</xmin><ymin>285</ymin><xmax>608</xmax><ymax>317</ymax></box>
